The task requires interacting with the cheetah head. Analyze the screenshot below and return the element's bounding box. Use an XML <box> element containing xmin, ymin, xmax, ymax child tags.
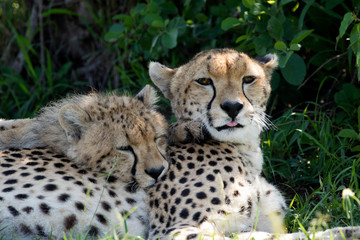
<box><xmin>149</xmin><ymin>48</ymin><xmax>278</xmax><ymax>144</ymax></box>
<box><xmin>58</xmin><ymin>85</ymin><xmax>169</xmax><ymax>188</ymax></box>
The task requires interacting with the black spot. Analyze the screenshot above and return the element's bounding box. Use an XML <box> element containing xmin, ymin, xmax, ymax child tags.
<box><xmin>169</xmin><ymin>171</ymin><xmax>175</xmax><ymax>181</ymax></box>
<box><xmin>126</xmin><ymin>198</ymin><xmax>136</xmax><ymax>204</ymax></box>
<box><xmin>44</xmin><ymin>184</ymin><xmax>58</xmax><ymax>191</ymax></box>
<box><xmin>170</xmin><ymin>206</ymin><xmax>176</xmax><ymax>214</ymax></box>
<box><xmin>162</xmin><ymin>191</ymin><xmax>168</xmax><ymax>199</ymax></box>
<box><xmin>196</xmin><ymin>192</ymin><xmax>207</xmax><ymax>199</ymax></box>
<box><xmin>4</xmin><ymin>179</ymin><xmax>17</xmax><ymax>184</ymax></box>
<box><xmin>209</xmin><ymin>161</ymin><xmax>217</xmax><ymax>166</ymax></box>
<box><xmin>179</xmin><ymin>208</ymin><xmax>189</xmax><ymax>219</ymax></box>
<box><xmin>176</xmin><ymin>162</ymin><xmax>182</xmax><ymax>171</ymax></box>
<box><xmin>15</xmin><ymin>194</ymin><xmax>28</xmax><ymax>200</ymax></box>
<box><xmin>192</xmin><ymin>212</ymin><xmax>201</xmax><ymax>221</ymax></box>
<box><xmin>187</xmin><ymin>147</ymin><xmax>195</xmax><ymax>153</ymax></box>
<box><xmin>22</xmin><ymin>206</ymin><xmax>33</xmax><ymax>214</ymax></box>
<box><xmin>34</xmin><ymin>167</ymin><xmax>46</xmax><ymax>172</ymax></box>
<box><xmin>2</xmin><ymin>170</ymin><xmax>16</xmax><ymax>176</ymax></box>
<box><xmin>181</xmin><ymin>189</ymin><xmax>190</xmax><ymax>197</ymax></box>
<box><xmin>194</xmin><ymin>182</ymin><xmax>203</xmax><ymax>187</ymax></box>
<box><xmin>39</xmin><ymin>203</ymin><xmax>51</xmax><ymax>214</ymax></box>
<box><xmin>177</xmin><ymin>155</ymin><xmax>185</xmax><ymax>161</ymax></box>
<box><xmin>170</xmin><ymin>188</ymin><xmax>177</xmax><ymax>196</ymax></box>
<box><xmin>34</xmin><ymin>175</ymin><xmax>46</xmax><ymax>180</ymax></box>
<box><xmin>210</xmin><ymin>150</ymin><xmax>218</xmax><ymax>155</ymax></box>
<box><xmin>36</xmin><ymin>225</ymin><xmax>46</xmax><ymax>237</ymax></box>
<box><xmin>8</xmin><ymin>206</ymin><xmax>20</xmax><ymax>216</ymax></box>
<box><xmin>58</xmin><ymin>193</ymin><xmax>70</xmax><ymax>202</ymax></box>
<box><xmin>210</xmin><ymin>186</ymin><xmax>216</xmax><ymax>192</ymax></box>
<box><xmin>2</xmin><ymin>187</ymin><xmax>14</xmax><ymax>192</ymax></box>
<box><xmin>26</xmin><ymin>161</ymin><xmax>39</xmax><ymax>166</ymax></box>
<box><xmin>187</xmin><ymin>163</ymin><xmax>195</xmax><ymax>169</ymax></box>
<box><xmin>88</xmin><ymin>226</ymin><xmax>99</xmax><ymax>236</ymax></box>
<box><xmin>234</xmin><ymin>190</ymin><xmax>240</xmax><ymax>197</ymax></box>
<box><xmin>179</xmin><ymin>177</ymin><xmax>187</xmax><ymax>183</ymax></box>
<box><xmin>53</xmin><ymin>163</ymin><xmax>64</xmax><ymax>168</ymax></box>
<box><xmin>55</xmin><ymin>171</ymin><xmax>66</xmax><ymax>175</ymax></box>
<box><xmin>206</xmin><ymin>174</ymin><xmax>215</xmax><ymax>181</ymax></box>
<box><xmin>63</xmin><ymin>176</ymin><xmax>75</xmax><ymax>181</ymax></box>
<box><xmin>1</xmin><ymin>163</ymin><xmax>12</xmax><ymax>167</ymax></box>
<box><xmin>78</xmin><ymin>169</ymin><xmax>87</xmax><ymax>174</ymax></box>
<box><xmin>187</xmin><ymin>234</ymin><xmax>199</xmax><ymax>239</ymax></box>
<box><xmin>10</xmin><ymin>153</ymin><xmax>22</xmax><ymax>158</ymax></box>
<box><xmin>175</xmin><ymin>198</ymin><xmax>181</xmax><ymax>204</ymax></box>
<box><xmin>102</xmin><ymin>201</ymin><xmax>111</xmax><ymax>212</ymax></box>
<box><xmin>211</xmin><ymin>197</ymin><xmax>221</xmax><ymax>205</ymax></box>
<box><xmin>20</xmin><ymin>223</ymin><xmax>32</xmax><ymax>234</ymax></box>
<box><xmin>96</xmin><ymin>214</ymin><xmax>108</xmax><ymax>225</ymax></box>
<box><xmin>196</xmin><ymin>169</ymin><xmax>204</xmax><ymax>175</ymax></box>
<box><xmin>196</xmin><ymin>156</ymin><xmax>204</xmax><ymax>162</ymax></box>
<box><xmin>75</xmin><ymin>202</ymin><xmax>85</xmax><ymax>211</ymax></box>
<box><xmin>21</xmin><ymin>172</ymin><xmax>30</xmax><ymax>177</ymax></box>
<box><xmin>107</xmin><ymin>175</ymin><xmax>117</xmax><ymax>183</ymax></box>
<box><xmin>74</xmin><ymin>181</ymin><xmax>84</xmax><ymax>186</ymax></box>
<box><xmin>225</xmin><ymin>196</ymin><xmax>231</xmax><ymax>204</ymax></box>
<box><xmin>108</xmin><ymin>189</ymin><xmax>117</xmax><ymax>197</ymax></box>
<box><xmin>224</xmin><ymin>166</ymin><xmax>233</xmax><ymax>172</ymax></box>
<box><xmin>88</xmin><ymin>178</ymin><xmax>97</xmax><ymax>184</ymax></box>
<box><xmin>64</xmin><ymin>214</ymin><xmax>78</xmax><ymax>230</ymax></box>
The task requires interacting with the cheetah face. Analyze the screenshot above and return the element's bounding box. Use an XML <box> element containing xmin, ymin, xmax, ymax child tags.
<box><xmin>149</xmin><ymin>49</ymin><xmax>278</xmax><ymax>144</ymax></box>
<box><xmin>59</xmin><ymin>85</ymin><xmax>169</xmax><ymax>188</ymax></box>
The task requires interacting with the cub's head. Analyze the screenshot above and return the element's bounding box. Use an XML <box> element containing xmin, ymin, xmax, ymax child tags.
<box><xmin>149</xmin><ymin>48</ymin><xmax>277</xmax><ymax>144</ymax></box>
<box><xmin>58</xmin><ymin>85</ymin><xmax>168</xmax><ymax>188</ymax></box>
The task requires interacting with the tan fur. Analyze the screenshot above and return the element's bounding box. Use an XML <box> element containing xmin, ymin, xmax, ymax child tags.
<box><xmin>149</xmin><ymin>48</ymin><xmax>277</xmax><ymax>145</ymax></box>
<box><xmin>0</xmin><ymin>85</ymin><xmax>169</xmax><ymax>188</ymax></box>
<box><xmin>147</xmin><ymin>49</ymin><xmax>286</xmax><ymax>239</ymax></box>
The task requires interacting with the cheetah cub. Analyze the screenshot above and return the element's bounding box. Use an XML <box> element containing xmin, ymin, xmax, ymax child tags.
<box><xmin>147</xmin><ymin>49</ymin><xmax>286</xmax><ymax>239</ymax></box>
<box><xmin>0</xmin><ymin>85</ymin><xmax>168</xmax><ymax>239</ymax></box>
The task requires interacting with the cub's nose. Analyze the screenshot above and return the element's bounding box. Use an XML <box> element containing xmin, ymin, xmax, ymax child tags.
<box><xmin>220</xmin><ymin>101</ymin><xmax>243</xmax><ymax>119</ymax></box>
<box><xmin>145</xmin><ymin>166</ymin><xmax>165</xmax><ymax>180</ymax></box>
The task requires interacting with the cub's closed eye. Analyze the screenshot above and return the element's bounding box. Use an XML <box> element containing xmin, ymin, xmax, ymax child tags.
<box><xmin>243</xmin><ymin>76</ymin><xmax>257</xmax><ymax>84</ymax></box>
<box><xmin>196</xmin><ymin>78</ymin><xmax>212</xmax><ymax>85</ymax></box>
<box><xmin>116</xmin><ymin>146</ymin><xmax>132</xmax><ymax>151</ymax></box>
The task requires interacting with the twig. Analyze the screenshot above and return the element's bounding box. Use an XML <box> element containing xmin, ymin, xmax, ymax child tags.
<box><xmin>297</xmin><ymin>52</ymin><xmax>347</xmax><ymax>90</ymax></box>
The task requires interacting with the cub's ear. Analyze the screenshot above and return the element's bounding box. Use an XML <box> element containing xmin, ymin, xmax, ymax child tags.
<box><xmin>135</xmin><ymin>85</ymin><xmax>159</xmax><ymax>108</ymax></box>
<box><xmin>58</xmin><ymin>104</ymin><xmax>89</xmax><ymax>143</ymax></box>
<box><xmin>255</xmin><ymin>54</ymin><xmax>279</xmax><ymax>72</ymax></box>
<box><xmin>149</xmin><ymin>62</ymin><xmax>175</xmax><ymax>99</ymax></box>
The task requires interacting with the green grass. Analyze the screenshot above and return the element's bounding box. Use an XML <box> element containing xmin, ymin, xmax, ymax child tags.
<box><xmin>263</xmin><ymin>103</ymin><xmax>360</xmax><ymax>234</ymax></box>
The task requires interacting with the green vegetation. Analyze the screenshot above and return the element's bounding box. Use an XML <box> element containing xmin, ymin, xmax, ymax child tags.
<box><xmin>0</xmin><ymin>0</ymin><xmax>359</xmax><ymax>238</ymax></box>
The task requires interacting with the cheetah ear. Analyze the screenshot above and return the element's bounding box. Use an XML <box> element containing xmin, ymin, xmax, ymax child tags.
<box><xmin>149</xmin><ymin>61</ymin><xmax>175</xmax><ymax>99</ymax></box>
<box><xmin>58</xmin><ymin>104</ymin><xmax>89</xmax><ymax>143</ymax></box>
<box><xmin>255</xmin><ymin>54</ymin><xmax>278</xmax><ymax>72</ymax></box>
<box><xmin>135</xmin><ymin>85</ymin><xmax>159</xmax><ymax>108</ymax></box>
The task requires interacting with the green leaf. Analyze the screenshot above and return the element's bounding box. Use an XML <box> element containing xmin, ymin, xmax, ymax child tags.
<box><xmin>290</xmin><ymin>29</ymin><xmax>314</xmax><ymax>45</ymax></box>
<box><xmin>221</xmin><ymin>17</ymin><xmax>240</xmax><ymax>31</ymax></box>
<box><xmin>290</xmin><ymin>43</ymin><xmax>301</xmax><ymax>51</ymax></box>
<box><xmin>161</xmin><ymin>28</ymin><xmax>178</xmax><ymax>49</ymax></box>
<box><xmin>168</xmin><ymin>17</ymin><xmax>187</xmax><ymax>36</ymax></box>
<box><xmin>42</xmin><ymin>8</ymin><xmax>78</xmax><ymax>17</ymax></box>
<box><xmin>108</xmin><ymin>23</ymin><xmax>125</xmax><ymax>34</ymax></box>
<box><xmin>351</xmin><ymin>145</ymin><xmax>360</xmax><ymax>152</ymax></box>
<box><xmin>338</xmin><ymin>129</ymin><xmax>360</xmax><ymax>139</ymax></box>
<box><xmin>235</xmin><ymin>35</ymin><xmax>249</xmax><ymax>43</ymax></box>
<box><xmin>242</xmin><ymin>0</ymin><xmax>255</xmax><ymax>8</ymax></box>
<box><xmin>278</xmin><ymin>51</ymin><xmax>293</xmax><ymax>68</ymax></box>
<box><xmin>338</xmin><ymin>12</ymin><xmax>354</xmax><ymax>39</ymax></box>
<box><xmin>144</xmin><ymin>14</ymin><xmax>163</xmax><ymax>27</ymax></box>
<box><xmin>267</xmin><ymin>17</ymin><xmax>283</xmax><ymax>40</ymax></box>
<box><xmin>280</xmin><ymin>53</ymin><xmax>306</xmax><ymax>86</ymax></box>
<box><xmin>274</xmin><ymin>41</ymin><xmax>287</xmax><ymax>51</ymax></box>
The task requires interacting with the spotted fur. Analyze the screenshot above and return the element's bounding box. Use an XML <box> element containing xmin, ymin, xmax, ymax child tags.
<box><xmin>0</xmin><ymin>85</ymin><xmax>169</xmax><ymax>239</ymax></box>
<box><xmin>147</xmin><ymin>49</ymin><xmax>286</xmax><ymax>239</ymax></box>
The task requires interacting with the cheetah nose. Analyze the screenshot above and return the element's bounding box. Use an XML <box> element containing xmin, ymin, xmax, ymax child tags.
<box><xmin>220</xmin><ymin>101</ymin><xmax>243</xmax><ymax>119</ymax></box>
<box><xmin>145</xmin><ymin>166</ymin><xmax>165</xmax><ymax>180</ymax></box>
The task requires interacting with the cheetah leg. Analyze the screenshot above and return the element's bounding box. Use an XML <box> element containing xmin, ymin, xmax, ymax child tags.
<box><xmin>168</xmin><ymin>120</ymin><xmax>206</xmax><ymax>144</ymax></box>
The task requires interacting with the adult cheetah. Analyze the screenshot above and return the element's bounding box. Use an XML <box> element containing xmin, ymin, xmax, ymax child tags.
<box><xmin>146</xmin><ymin>49</ymin><xmax>286</xmax><ymax>239</ymax></box>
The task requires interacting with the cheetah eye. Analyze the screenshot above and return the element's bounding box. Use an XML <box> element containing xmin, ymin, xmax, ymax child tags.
<box><xmin>116</xmin><ymin>146</ymin><xmax>133</xmax><ymax>152</ymax></box>
<box><xmin>195</xmin><ymin>78</ymin><xmax>212</xmax><ymax>86</ymax></box>
<box><xmin>242</xmin><ymin>76</ymin><xmax>257</xmax><ymax>84</ymax></box>
<box><xmin>155</xmin><ymin>135</ymin><xmax>167</xmax><ymax>158</ymax></box>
